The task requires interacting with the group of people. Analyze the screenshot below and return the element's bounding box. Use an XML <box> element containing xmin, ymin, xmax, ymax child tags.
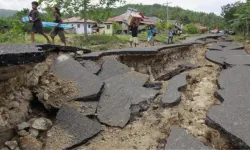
<box><xmin>29</xmin><ymin>1</ymin><xmax>66</xmax><ymax>45</ymax></box>
<box><xmin>128</xmin><ymin>23</ymin><xmax>157</xmax><ymax>48</ymax></box>
<box><xmin>128</xmin><ymin>22</ymin><xmax>180</xmax><ymax>47</ymax></box>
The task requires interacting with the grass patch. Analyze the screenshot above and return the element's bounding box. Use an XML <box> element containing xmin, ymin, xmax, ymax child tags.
<box><xmin>229</xmin><ymin>35</ymin><xmax>245</xmax><ymax>43</ymax></box>
<box><xmin>71</xmin><ymin>34</ymin><xmax>129</xmax><ymax>47</ymax></box>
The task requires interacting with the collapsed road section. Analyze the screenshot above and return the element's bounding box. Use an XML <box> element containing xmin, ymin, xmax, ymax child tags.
<box><xmin>0</xmin><ymin>34</ymin><xmax>248</xmax><ymax>150</ymax></box>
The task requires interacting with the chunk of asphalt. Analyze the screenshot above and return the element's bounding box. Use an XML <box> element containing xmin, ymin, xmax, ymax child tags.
<box><xmin>97</xmin><ymin>72</ymin><xmax>158</xmax><ymax>128</ymax></box>
<box><xmin>161</xmin><ymin>73</ymin><xmax>187</xmax><ymax>107</ymax></box>
<box><xmin>223</xmin><ymin>45</ymin><xmax>244</xmax><ymax>51</ymax></box>
<box><xmin>67</xmin><ymin>101</ymin><xmax>98</xmax><ymax>116</ymax></box>
<box><xmin>156</xmin><ymin>67</ymin><xmax>183</xmax><ymax>81</ymax></box>
<box><xmin>98</xmin><ymin>58</ymin><xmax>131</xmax><ymax>80</ymax></box>
<box><xmin>225</xmin><ymin>55</ymin><xmax>250</xmax><ymax>66</ymax></box>
<box><xmin>45</xmin><ymin>106</ymin><xmax>101</xmax><ymax>150</ymax></box>
<box><xmin>37</xmin><ymin>44</ymin><xmax>91</xmax><ymax>53</ymax></box>
<box><xmin>0</xmin><ymin>44</ymin><xmax>45</xmax><ymax>67</ymax></box>
<box><xmin>144</xmin><ymin>81</ymin><xmax>163</xmax><ymax>90</ymax></box>
<box><xmin>79</xmin><ymin>60</ymin><xmax>101</xmax><ymax>75</ymax></box>
<box><xmin>51</xmin><ymin>55</ymin><xmax>104</xmax><ymax>101</ymax></box>
<box><xmin>205</xmin><ymin>50</ymin><xmax>247</xmax><ymax>65</ymax></box>
<box><xmin>216</xmin><ymin>42</ymin><xmax>235</xmax><ymax>47</ymax></box>
<box><xmin>165</xmin><ymin>127</ymin><xmax>214</xmax><ymax>150</ymax></box>
<box><xmin>207</xmin><ymin>66</ymin><xmax>250</xmax><ymax>149</ymax></box>
<box><xmin>207</xmin><ymin>44</ymin><xmax>223</xmax><ymax>51</ymax></box>
<box><xmin>156</xmin><ymin>64</ymin><xmax>198</xmax><ymax>81</ymax></box>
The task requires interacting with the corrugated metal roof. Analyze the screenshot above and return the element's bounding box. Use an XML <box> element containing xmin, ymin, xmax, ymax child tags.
<box><xmin>107</xmin><ymin>14</ymin><xmax>125</xmax><ymax>22</ymax></box>
<box><xmin>144</xmin><ymin>17</ymin><xmax>162</xmax><ymax>24</ymax></box>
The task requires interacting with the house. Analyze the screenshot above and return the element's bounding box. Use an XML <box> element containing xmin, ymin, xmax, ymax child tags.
<box><xmin>63</xmin><ymin>17</ymin><xmax>96</xmax><ymax>34</ymax></box>
<box><xmin>105</xmin><ymin>13</ymin><xmax>159</xmax><ymax>34</ymax></box>
<box><xmin>92</xmin><ymin>24</ymin><xmax>105</xmax><ymax>35</ymax></box>
<box><xmin>106</xmin><ymin>13</ymin><xmax>127</xmax><ymax>34</ymax></box>
<box><xmin>102</xmin><ymin>22</ymin><xmax>113</xmax><ymax>35</ymax></box>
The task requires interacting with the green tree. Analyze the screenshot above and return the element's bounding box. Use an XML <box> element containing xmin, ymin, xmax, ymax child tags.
<box><xmin>225</xmin><ymin>0</ymin><xmax>250</xmax><ymax>38</ymax></box>
<box><xmin>221</xmin><ymin>1</ymin><xmax>241</xmax><ymax>23</ymax></box>
<box><xmin>183</xmin><ymin>24</ymin><xmax>200</xmax><ymax>34</ymax></box>
<box><xmin>112</xmin><ymin>22</ymin><xmax>122</xmax><ymax>35</ymax></box>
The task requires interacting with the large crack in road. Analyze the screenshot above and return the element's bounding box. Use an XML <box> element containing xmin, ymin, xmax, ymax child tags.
<box><xmin>1</xmin><ymin>35</ymin><xmax>248</xmax><ymax>150</ymax></box>
<box><xmin>77</xmin><ymin>42</ymin><xmax>230</xmax><ymax>150</ymax></box>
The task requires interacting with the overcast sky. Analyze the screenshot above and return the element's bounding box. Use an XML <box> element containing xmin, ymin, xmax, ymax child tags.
<box><xmin>0</xmin><ymin>0</ymin><xmax>245</xmax><ymax>15</ymax></box>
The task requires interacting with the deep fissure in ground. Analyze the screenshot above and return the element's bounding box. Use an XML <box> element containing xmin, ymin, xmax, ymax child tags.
<box><xmin>0</xmin><ymin>43</ymin><xmax>231</xmax><ymax>150</ymax></box>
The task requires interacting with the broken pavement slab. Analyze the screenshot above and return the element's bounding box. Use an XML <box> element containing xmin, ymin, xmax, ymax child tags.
<box><xmin>224</xmin><ymin>55</ymin><xmax>250</xmax><ymax>66</ymax></box>
<box><xmin>144</xmin><ymin>81</ymin><xmax>163</xmax><ymax>90</ymax></box>
<box><xmin>223</xmin><ymin>45</ymin><xmax>244</xmax><ymax>51</ymax></box>
<box><xmin>207</xmin><ymin>44</ymin><xmax>223</xmax><ymax>51</ymax></box>
<box><xmin>79</xmin><ymin>60</ymin><xmax>101</xmax><ymax>75</ymax></box>
<box><xmin>79</xmin><ymin>43</ymin><xmax>195</xmax><ymax>60</ymax></box>
<box><xmin>0</xmin><ymin>44</ymin><xmax>46</xmax><ymax>67</ymax></box>
<box><xmin>51</xmin><ymin>55</ymin><xmax>104</xmax><ymax>101</ymax></box>
<box><xmin>37</xmin><ymin>44</ymin><xmax>91</xmax><ymax>53</ymax></box>
<box><xmin>205</xmin><ymin>50</ymin><xmax>247</xmax><ymax>65</ymax></box>
<box><xmin>207</xmin><ymin>66</ymin><xmax>250</xmax><ymax>149</ymax></box>
<box><xmin>97</xmin><ymin>72</ymin><xmax>158</xmax><ymax>128</ymax></box>
<box><xmin>165</xmin><ymin>127</ymin><xmax>214</xmax><ymax>150</ymax></box>
<box><xmin>216</xmin><ymin>41</ymin><xmax>235</xmax><ymax>47</ymax></box>
<box><xmin>67</xmin><ymin>101</ymin><xmax>98</xmax><ymax>116</ymax></box>
<box><xmin>161</xmin><ymin>73</ymin><xmax>187</xmax><ymax>107</ymax></box>
<box><xmin>45</xmin><ymin>106</ymin><xmax>101</xmax><ymax>150</ymax></box>
<box><xmin>98</xmin><ymin>58</ymin><xmax>131</xmax><ymax>80</ymax></box>
<box><xmin>156</xmin><ymin>64</ymin><xmax>198</xmax><ymax>81</ymax></box>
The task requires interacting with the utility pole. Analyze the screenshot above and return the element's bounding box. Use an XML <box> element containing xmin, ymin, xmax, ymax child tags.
<box><xmin>164</xmin><ymin>2</ymin><xmax>172</xmax><ymax>23</ymax></box>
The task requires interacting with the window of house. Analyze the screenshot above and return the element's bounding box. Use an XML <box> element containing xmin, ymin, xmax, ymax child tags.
<box><xmin>88</xmin><ymin>24</ymin><xmax>91</xmax><ymax>28</ymax></box>
<box><xmin>107</xmin><ymin>25</ymin><xmax>111</xmax><ymax>29</ymax></box>
<box><xmin>77</xmin><ymin>24</ymin><xmax>80</xmax><ymax>28</ymax></box>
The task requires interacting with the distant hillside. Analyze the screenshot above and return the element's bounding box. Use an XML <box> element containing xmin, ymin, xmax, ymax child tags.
<box><xmin>0</xmin><ymin>9</ymin><xmax>17</xmax><ymax>17</ymax></box>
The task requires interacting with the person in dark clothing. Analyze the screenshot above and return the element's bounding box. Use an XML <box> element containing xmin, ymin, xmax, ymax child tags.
<box><xmin>168</xmin><ymin>27</ymin><xmax>173</xmax><ymax>44</ymax></box>
<box><xmin>50</xmin><ymin>7</ymin><xmax>66</xmax><ymax>45</ymax></box>
<box><xmin>29</xmin><ymin>1</ymin><xmax>51</xmax><ymax>43</ymax></box>
<box><xmin>129</xmin><ymin>23</ymin><xmax>138</xmax><ymax>48</ymax></box>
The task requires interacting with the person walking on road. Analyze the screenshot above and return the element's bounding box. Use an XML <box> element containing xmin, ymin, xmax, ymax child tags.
<box><xmin>50</xmin><ymin>7</ymin><xmax>66</xmax><ymax>45</ymax></box>
<box><xmin>29</xmin><ymin>1</ymin><xmax>51</xmax><ymax>43</ymax></box>
<box><xmin>146</xmin><ymin>25</ymin><xmax>155</xmax><ymax>47</ymax></box>
<box><xmin>168</xmin><ymin>27</ymin><xmax>174</xmax><ymax>44</ymax></box>
<box><xmin>129</xmin><ymin>23</ymin><xmax>139</xmax><ymax>48</ymax></box>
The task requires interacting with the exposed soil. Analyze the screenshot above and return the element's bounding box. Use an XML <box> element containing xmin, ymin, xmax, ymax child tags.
<box><xmin>75</xmin><ymin>43</ymin><xmax>230</xmax><ymax>150</ymax></box>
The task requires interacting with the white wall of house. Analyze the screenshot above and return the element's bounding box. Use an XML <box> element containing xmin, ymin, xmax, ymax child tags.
<box><xmin>65</xmin><ymin>23</ymin><xmax>95</xmax><ymax>34</ymax></box>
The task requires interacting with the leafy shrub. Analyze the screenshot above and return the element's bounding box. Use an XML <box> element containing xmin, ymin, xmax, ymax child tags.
<box><xmin>155</xmin><ymin>20</ymin><xmax>174</xmax><ymax>33</ymax></box>
<box><xmin>112</xmin><ymin>22</ymin><xmax>122</xmax><ymax>35</ymax></box>
<box><xmin>183</xmin><ymin>24</ymin><xmax>200</xmax><ymax>34</ymax></box>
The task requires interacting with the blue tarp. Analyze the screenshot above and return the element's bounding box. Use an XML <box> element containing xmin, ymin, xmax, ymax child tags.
<box><xmin>42</xmin><ymin>22</ymin><xmax>72</xmax><ymax>29</ymax></box>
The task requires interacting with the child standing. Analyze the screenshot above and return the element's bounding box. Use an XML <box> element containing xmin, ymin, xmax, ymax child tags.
<box><xmin>29</xmin><ymin>1</ymin><xmax>51</xmax><ymax>43</ymax></box>
<box><xmin>50</xmin><ymin>7</ymin><xmax>66</xmax><ymax>45</ymax></box>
